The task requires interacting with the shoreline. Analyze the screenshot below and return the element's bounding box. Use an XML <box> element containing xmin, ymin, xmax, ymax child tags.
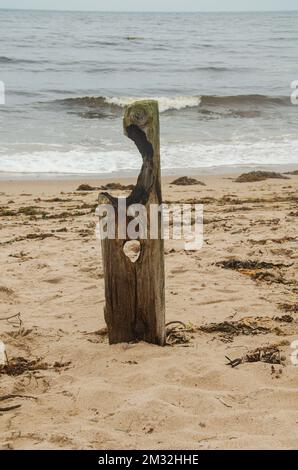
<box><xmin>0</xmin><ymin>162</ymin><xmax>297</xmax><ymax>182</ymax></box>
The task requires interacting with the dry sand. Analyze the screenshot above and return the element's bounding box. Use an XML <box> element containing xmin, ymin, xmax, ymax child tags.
<box><xmin>0</xmin><ymin>173</ymin><xmax>297</xmax><ymax>450</ymax></box>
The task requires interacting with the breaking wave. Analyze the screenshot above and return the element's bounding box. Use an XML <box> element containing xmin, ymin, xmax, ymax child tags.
<box><xmin>53</xmin><ymin>94</ymin><xmax>290</xmax><ymax>115</ymax></box>
<box><xmin>0</xmin><ymin>140</ymin><xmax>297</xmax><ymax>174</ymax></box>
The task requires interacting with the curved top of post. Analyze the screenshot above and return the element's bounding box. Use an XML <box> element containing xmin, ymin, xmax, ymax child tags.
<box><xmin>123</xmin><ymin>99</ymin><xmax>159</xmax><ymax>148</ymax></box>
<box><xmin>99</xmin><ymin>99</ymin><xmax>161</xmax><ymax>207</ymax></box>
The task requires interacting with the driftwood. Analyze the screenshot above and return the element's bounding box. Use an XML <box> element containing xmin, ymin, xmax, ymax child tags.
<box><xmin>98</xmin><ymin>100</ymin><xmax>165</xmax><ymax>345</ymax></box>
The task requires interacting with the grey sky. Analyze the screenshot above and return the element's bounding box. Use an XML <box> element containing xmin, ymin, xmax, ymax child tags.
<box><xmin>0</xmin><ymin>0</ymin><xmax>297</xmax><ymax>12</ymax></box>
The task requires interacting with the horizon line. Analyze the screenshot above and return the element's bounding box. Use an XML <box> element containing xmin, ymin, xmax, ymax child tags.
<box><xmin>0</xmin><ymin>8</ymin><xmax>298</xmax><ymax>13</ymax></box>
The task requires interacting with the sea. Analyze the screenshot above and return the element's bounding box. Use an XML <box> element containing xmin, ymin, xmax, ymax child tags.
<box><xmin>0</xmin><ymin>9</ymin><xmax>297</xmax><ymax>177</ymax></box>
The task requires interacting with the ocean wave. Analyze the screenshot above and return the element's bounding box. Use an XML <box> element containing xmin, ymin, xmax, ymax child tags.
<box><xmin>84</xmin><ymin>65</ymin><xmax>245</xmax><ymax>74</ymax></box>
<box><xmin>52</xmin><ymin>94</ymin><xmax>290</xmax><ymax>115</ymax></box>
<box><xmin>89</xmin><ymin>40</ymin><xmax>120</xmax><ymax>46</ymax></box>
<box><xmin>0</xmin><ymin>56</ymin><xmax>47</xmax><ymax>64</ymax></box>
<box><xmin>104</xmin><ymin>96</ymin><xmax>201</xmax><ymax>112</ymax></box>
<box><xmin>56</xmin><ymin>96</ymin><xmax>201</xmax><ymax>113</ymax></box>
<box><xmin>0</xmin><ymin>140</ymin><xmax>297</xmax><ymax>174</ymax></box>
<box><xmin>55</xmin><ymin>96</ymin><xmax>107</xmax><ymax>108</ymax></box>
<box><xmin>0</xmin><ymin>56</ymin><xmax>13</xmax><ymax>63</ymax></box>
<box><xmin>200</xmin><ymin>94</ymin><xmax>290</xmax><ymax>107</ymax></box>
<box><xmin>190</xmin><ymin>66</ymin><xmax>233</xmax><ymax>72</ymax></box>
<box><xmin>198</xmin><ymin>108</ymin><xmax>262</xmax><ymax>119</ymax></box>
<box><xmin>195</xmin><ymin>43</ymin><xmax>214</xmax><ymax>48</ymax></box>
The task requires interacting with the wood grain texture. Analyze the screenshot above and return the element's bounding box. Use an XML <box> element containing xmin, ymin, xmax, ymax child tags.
<box><xmin>98</xmin><ymin>100</ymin><xmax>165</xmax><ymax>345</ymax></box>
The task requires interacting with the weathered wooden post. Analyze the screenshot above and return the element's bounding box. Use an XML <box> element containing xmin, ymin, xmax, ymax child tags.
<box><xmin>98</xmin><ymin>100</ymin><xmax>165</xmax><ymax>345</ymax></box>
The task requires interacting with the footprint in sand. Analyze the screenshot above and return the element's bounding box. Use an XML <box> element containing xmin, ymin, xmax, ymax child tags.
<box><xmin>0</xmin><ymin>286</ymin><xmax>16</xmax><ymax>303</ymax></box>
<box><xmin>42</xmin><ymin>277</ymin><xmax>63</xmax><ymax>284</ymax></box>
<box><xmin>79</xmin><ymin>265</ymin><xmax>104</xmax><ymax>279</ymax></box>
<box><xmin>169</xmin><ymin>267</ymin><xmax>189</xmax><ymax>277</ymax></box>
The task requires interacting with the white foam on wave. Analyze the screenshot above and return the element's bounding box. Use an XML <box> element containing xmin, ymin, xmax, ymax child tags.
<box><xmin>0</xmin><ymin>140</ymin><xmax>297</xmax><ymax>174</ymax></box>
<box><xmin>104</xmin><ymin>96</ymin><xmax>201</xmax><ymax>113</ymax></box>
<box><xmin>0</xmin><ymin>149</ymin><xmax>140</xmax><ymax>174</ymax></box>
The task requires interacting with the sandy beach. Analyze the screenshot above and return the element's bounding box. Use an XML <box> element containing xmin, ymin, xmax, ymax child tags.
<box><xmin>0</xmin><ymin>172</ymin><xmax>297</xmax><ymax>450</ymax></box>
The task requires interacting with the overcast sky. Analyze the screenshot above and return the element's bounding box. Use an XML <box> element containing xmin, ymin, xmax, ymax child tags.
<box><xmin>0</xmin><ymin>0</ymin><xmax>297</xmax><ymax>12</ymax></box>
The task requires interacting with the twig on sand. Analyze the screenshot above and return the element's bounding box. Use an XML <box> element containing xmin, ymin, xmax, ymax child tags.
<box><xmin>0</xmin><ymin>394</ymin><xmax>37</xmax><ymax>402</ymax></box>
<box><xmin>216</xmin><ymin>397</ymin><xmax>233</xmax><ymax>408</ymax></box>
<box><xmin>0</xmin><ymin>312</ymin><xmax>22</xmax><ymax>327</ymax></box>
<box><xmin>0</xmin><ymin>394</ymin><xmax>37</xmax><ymax>413</ymax></box>
<box><xmin>165</xmin><ymin>321</ymin><xmax>187</xmax><ymax>329</ymax></box>
<box><xmin>225</xmin><ymin>356</ymin><xmax>243</xmax><ymax>368</ymax></box>
<box><xmin>0</xmin><ymin>404</ymin><xmax>22</xmax><ymax>412</ymax></box>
